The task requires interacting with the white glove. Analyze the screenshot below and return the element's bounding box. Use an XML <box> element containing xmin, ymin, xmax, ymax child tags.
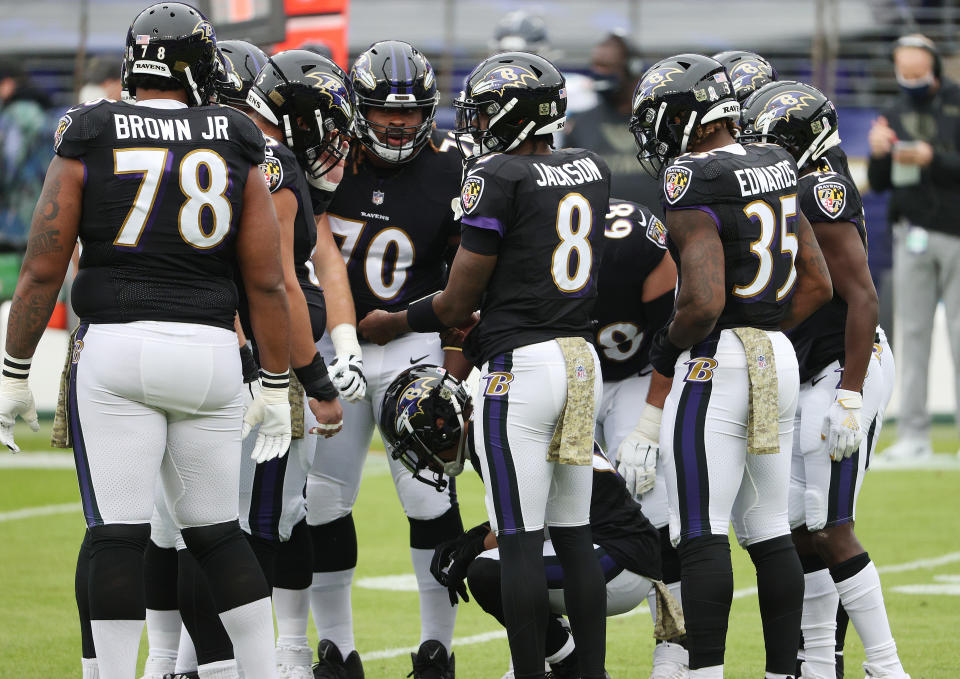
<box><xmin>616</xmin><ymin>405</ymin><xmax>662</xmax><ymax>497</ymax></box>
<box><xmin>329</xmin><ymin>324</ymin><xmax>367</xmax><ymax>401</ymax></box>
<box><xmin>0</xmin><ymin>374</ymin><xmax>39</xmax><ymax>453</ymax></box>
<box><xmin>305</xmin><ymin>141</ymin><xmax>348</xmax><ymax>192</ymax></box>
<box><xmin>243</xmin><ymin>373</ymin><xmax>292</xmax><ymax>463</ymax></box>
<box><xmin>821</xmin><ymin>389</ymin><xmax>863</xmax><ymax>461</ymax></box>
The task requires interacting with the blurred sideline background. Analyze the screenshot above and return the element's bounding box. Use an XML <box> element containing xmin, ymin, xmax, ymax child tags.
<box><xmin>0</xmin><ymin>0</ymin><xmax>959</xmax><ymax>423</ymax></box>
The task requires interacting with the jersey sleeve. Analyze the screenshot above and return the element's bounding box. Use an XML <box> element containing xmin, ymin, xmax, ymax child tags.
<box><xmin>660</xmin><ymin>156</ymin><xmax>719</xmax><ymax>224</ymax></box>
<box><xmin>799</xmin><ymin>172</ymin><xmax>863</xmax><ymax>224</ymax></box>
<box><xmin>225</xmin><ymin>107</ymin><xmax>266</xmax><ymax>166</ymax></box>
<box><xmin>635</xmin><ymin>205</ymin><xmax>669</xmax><ymax>277</ymax></box>
<box><xmin>53</xmin><ymin>101</ymin><xmax>111</xmax><ymax>158</ymax></box>
<box><xmin>459</xmin><ymin>158</ymin><xmax>513</xmax><ymax>240</ymax></box>
<box><xmin>261</xmin><ymin>138</ymin><xmax>300</xmax><ymax>195</ymax></box>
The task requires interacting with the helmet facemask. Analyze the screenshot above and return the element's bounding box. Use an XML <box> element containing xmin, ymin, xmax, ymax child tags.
<box><xmin>355</xmin><ymin>96</ymin><xmax>437</xmax><ymax>164</ymax></box>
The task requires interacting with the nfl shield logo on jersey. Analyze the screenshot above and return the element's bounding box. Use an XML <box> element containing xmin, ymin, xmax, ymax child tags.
<box><xmin>663</xmin><ymin>165</ymin><xmax>692</xmax><ymax>205</ymax></box>
<box><xmin>460</xmin><ymin>176</ymin><xmax>485</xmax><ymax>214</ymax></box>
<box><xmin>372</xmin><ymin>189</ymin><xmax>385</xmax><ymax>205</ymax></box>
<box><xmin>816</xmin><ymin>181</ymin><xmax>845</xmax><ymax>218</ymax></box>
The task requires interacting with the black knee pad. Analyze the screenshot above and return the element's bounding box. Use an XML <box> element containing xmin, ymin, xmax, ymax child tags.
<box><xmin>144</xmin><ymin>540</ymin><xmax>179</xmax><ymax>611</ymax></box>
<box><xmin>659</xmin><ymin>526</ymin><xmax>682</xmax><ymax>585</ymax></box>
<box><xmin>243</xmin><ymin>531</ymin><xmax>278</xmax><ymax>588</ymax></box>
<box><xmin>276</xmin><ymin>519</ymin><xmax>313</xmax><ymax>590</ymax></box>
<box><xmin>311</xmin><ymin>513</ymin><xmax>357</xmax><ymax>572</ymax></box>
<box><xmin>466</xmin><ymin>557</ymin><xmax>505</xmax><ymax>624</ymax></box>
<box><xmin>87</xmin><ymin>523</ymin><xmax>151</xmax><ymax>621</ymax></box>
<box><xmin>799</xmin><ymin>552</ymin><xmax>828</xmax><ymax>575</ymax></box>
<box><xmin>408</xmin><ymin>505</ymin><xmax>463</xmax><ymax>550</ymax></box>
<box><xmin>746</xmin><ymin>534</ymin><xmax>795</xmax><ymax>565</ymax></box>
<box><xmin>181</xmin><ymin>520</ymin><xmax>269</xmax><ymax>613</ymax></box>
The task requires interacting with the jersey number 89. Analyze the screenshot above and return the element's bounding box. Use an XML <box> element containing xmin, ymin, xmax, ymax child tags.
<box><xmin>113</xmin><ymin>148</ymin><xmax>232</xmax><ymax>250</ymax></box>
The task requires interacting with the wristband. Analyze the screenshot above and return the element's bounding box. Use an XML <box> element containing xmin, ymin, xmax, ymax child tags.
<box><xmin>260</xmin><ymin>369</ymin><xmax>289</xmax><ymax>390</ymax></box>
<box><xmin>239</xmin><ymin>345</ymin><xmax>259</xmax><ymax>384</ymax></box>
<box><xmin>330</xmin><ymin>323</ymin><xmax>362</xmax><ymax>358</ymax></box>
<box><xmin>634</xmin><ymin>405</ymin><xmax>663</xmax><ymax>441</ymax></box>
<box><xmin>293</xmin><ymin>353</ymin><xmax>340</xmax><ymax>401</ymax></box>
<box><xmin>407</xmin><ymin>292</ymin><xmax>445</xmax><ymax>333</ymax></box>
<box><xmin>2</xmin><ymin>352</ymin><xmax>31</xmax><ymax>380</ymax></box>
<box><xmin>310</xmin><ymin>186</ymin><xmax>336</xmax><ymax>216</ymax></box>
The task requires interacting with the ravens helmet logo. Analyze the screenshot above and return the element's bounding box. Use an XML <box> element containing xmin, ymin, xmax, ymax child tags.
<box><xmin>756</xmin><ymin>90</ymin><xmax>818</xmax><ymax>129</ymax></box>
<box><xmin>634</xmin><ymin>66</ymin><xmax>684</xmax><ymax>108</ymax></box>
<box><xmin>192</xmin><ymin>19</ymin><xmax>215</xmax><ymax>44</ymax></box>
<box><xmin>305</xmin><ymin>71</ymin><xmax>353</xmax><ymax>121</ymax></box>
<box><xmin>470</xmin><ymin>65</ymin><xmax>540</xmax><ymax>97</ymax></box>
<box><xmin>397</xmin><ymin>374</ymin><xmax>442</xmax><ymax>421</ymax></box>
<box><xmin>729</xmin><ymin>60</ymin><xmax>774</xmax><ymax>93</ymax></box>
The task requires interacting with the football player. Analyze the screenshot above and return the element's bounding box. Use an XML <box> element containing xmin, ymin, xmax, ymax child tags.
<box><xmin>0</xmin><ymin>5</ymin><xmax>291</xmax><ymax>679</ymax></box>
<box><xmin>592</xmin><ymin>199</ymin><xmax>687</xmax><ymax>678</ymax></box>
<box><xmin>360</xmin><ymin>51</ymin><xmax>611</xmax><ymax>679</ymax></box>
<box><xmin>377</xmin><ymin>365</ymin><xmax>682</xmax><ymax>679</ymax></box>
<box><xmin>741</xmin><ymin>82</ymin><xmax>910</xmax><ymax>679</ymax></box>
<box><xmin>305</xmin><ymin>40</ymin><xmax>465</xmax><ymax>679</ymax></box>
<box><xmin>631</xmin><ymin>54</ymin><xmax>832</xmax><ymax>679</ymax></box>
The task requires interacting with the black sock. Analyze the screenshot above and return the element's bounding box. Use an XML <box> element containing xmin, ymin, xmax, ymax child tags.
<box><xmin>677</xmin><ymin>535</ymin><xmax>732</xmax><ymax>670</ymax></box>
<box><xmin>181</xmin><ymin>520</ymin><xmax>271</xmax><ymax>613</ymax></box>
<box><xmin>835</xmin><ymin>603</ymin><xmax>849</xmax><ymax>679</ymax></box>
<box><xmin>87</xmin><ymin>523</ymin><xmax>150</xmax><ymax>621</ymax></box>
<box><xmin>177</xmin><ymin>548</ymin><xmax>234</xmax><ymax>665</ymax></box>
<box><xmin>747</xmin><ymin>535</ymin><xmax>804</xmax><ymax>677</ymax></box>
<box><xmin>311</xmin><ymin>513</ymin><xmax>358</xmax><ymax>572</ymax></box>
<box><xmin>75</xmin><ymin>529</ymin><xmax>96</xmax><ymax>659</ymax></box>
<box><xmin>498</xmin><ymin>530</ymin><xmax>548</xmax><ymax>679</ymax></box>
<box><xmin>408</xmin><ymin>505</ymin><xmax>464</xmax><ymax>549</ymax></box>
<box><xmin>243</xmin><ymin>530</ymin><xmax>278</xmax><ymax>588</ymax></box>
<box><xmin>276</xmin><ymin>519</ymin><xmax>313</xmax><ymax>590</ymax></box>
<box><xmin>550</xmin><ymin>525</ymin><xmax>606</xmax><ymax>679</ymax></box>
<box><xmin>659</xmin><ymin>526</ymin><xmax>682</xmax><ymax>586</ymax></box>
<box><xmin>144</xmin><ymin>540</ymin><xmax>179</xmax><ymax>611</ymax></box>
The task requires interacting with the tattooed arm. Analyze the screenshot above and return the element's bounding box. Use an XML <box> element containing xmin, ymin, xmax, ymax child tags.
<box><xmin>665</xmin><ymin>208</ymin><xmax>726</xmax><ymax>348</ymax></box>
<box><xmin>779</xmin><ymin>212</ymin><xmax>832</xmax><ymax>330</ymax></box>
<box><xmin>6</xmin><ymin>157</ymin><xmax>84</xmax><ymax>359</ymax></box>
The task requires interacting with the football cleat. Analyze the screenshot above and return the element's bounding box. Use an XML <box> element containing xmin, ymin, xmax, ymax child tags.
<box><xmin>313</xmin><ymin>640</ymin><xmax>364</xmax><ymax>679</ymax></box>
<box><xmin>649</xmin><ymin>640</ymin><xmax>689</xmax><ymax>679</ymax></box>
<box><xmin>162</xmin><ymin>673</ymin><xmax>199</xmax><ymax>679</ymax></box>
<box><xmin>863</xmin><ymin>664</ymin><xmax>910</xmax><ymax>679</ymax></box>
<box><xmin>409</xmin><ymin>640</ymin><xmax>455</xmax><ymax>679</ymax></box>
<box><xmin>547</xmin><ymin>647</ymin><xmax>579</xmax><ymax>679</ymax></box>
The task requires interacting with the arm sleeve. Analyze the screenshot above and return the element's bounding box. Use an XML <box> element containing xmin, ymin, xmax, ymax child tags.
<box><xmin>460</xmin><ymin>225</ymin><xmax>501</xmax><ymax>255</ymax></box>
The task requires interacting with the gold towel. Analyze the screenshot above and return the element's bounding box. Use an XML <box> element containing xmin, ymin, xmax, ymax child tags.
<box><xmin>546</xmin><ymin>337</ymin><xmax>595</xmax><ymax>466</ymax></box>
<box><xmin>51</xmin><ymin>326</ymin><xmax>80</xmax><ymax>449</ymax></box>
<box><xmin>653</xmin><ymin>580</ymin><xmax>686</xmax><ymax>641</ymax></box>
<box><xmin>289</xmin><ymin>371</ymin><xmax>305</xmax><ymax>440</ymax></box>
<box><xmin>732</xmin><ymin>327</ymin><xmax>779</xmax><ymax>455</ymax></box>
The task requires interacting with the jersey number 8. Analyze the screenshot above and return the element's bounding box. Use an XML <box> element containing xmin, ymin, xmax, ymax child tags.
<box><xmin>113</xmin><ymin>148</ymin><xmax>232</xmax><ymax>250</ymax></box>
<box><xmin>552</xmin><ymin>192</ymin><xmax>593</xmax><ymax>294</ymax></box>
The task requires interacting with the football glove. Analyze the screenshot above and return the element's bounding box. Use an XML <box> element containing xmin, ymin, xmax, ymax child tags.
<box><xmin>243</xmin><ymin>371</ymin><xmax>292</xmax><ymax>463</ymax></box>
<box><xmin>0</xmin><ymin>372</ymin><xmax>39</xmax><ymax>453</ymax></box>
<box><xmin>329</xmin><ymin>324</ymin><xmax>366</xmax><ymax>402</ymax></box>
<box><xmin>616</xmin><ymin>405</ymin><xmax>662</xmax><ymax>497</ymax></box>
<box><xmin>430</xmin><ymin>522</ymin><xmax>491</xmax><ymax>607</ymax></box>
<box><xmin>649</xmin><ymin>327</ymin><xmax>684</xmax><ymax>379</ymax></box>
<box><xmin>304</xmin><ymin>141</ymin><xmax>348</xmax><ymax>193</ymax></box>
<box><xmin>821</xmin><ymin>389</ymin><xmax>863</xmax><ymax>461</ymax></box>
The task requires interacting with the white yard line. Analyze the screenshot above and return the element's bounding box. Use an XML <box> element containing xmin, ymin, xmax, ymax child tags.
<box><xmin>0</xmin><ymin>502</ymin><xmax>81</xmax><ymax>523</ymax></box>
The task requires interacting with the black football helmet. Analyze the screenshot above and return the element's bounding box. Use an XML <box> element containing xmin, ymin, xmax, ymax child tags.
<box><xmin>454</xmin><ymin>51</ymin><xmax>566</xmax><ymax>158</ymax></box>
<box><xmin>379</xmin><ymin>365</ymin><xmax>472</xmax><ymax>492</ymax></box>
<box><xmin>490</xmin><ymin>11</ymin><xmax>549</xmax><ymax>54</ymax></box>
<box><xmin>712</xmin><ymin>50</ymin><xmax>778</xmax><ymax>102</ymax></box>
<box><xmin>739</xmin><ymin>81</ymin><xmax>840</xmax><ymax>170</ymax></box>
<box><xmin>629</xmin><ymin>53</ymin><xmax>741</xmax><ymax>177</ymax></box>
<box><xmin>350</xmin><ymin>41</ymin><xmax>438</xmax><ymax>164</ymax></box>
<box><xmin>247</xmin><ymin>49</ymin><xmax>353</xmax><ymax>178</ymax></box>
<box><xmin>215</xmin><ymin>40</ymin><xmax>268</xmax><ymax>107</ymax></box>
<box><xmin>123</xmin><ymin>2</ymin><xmax>219</xmax><ymax>106</ymax></box>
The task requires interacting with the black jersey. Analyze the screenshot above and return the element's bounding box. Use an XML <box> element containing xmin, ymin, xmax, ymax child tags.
<box><xmin>594</xmin><ymin>199</ymin><xmax>669</xmax><ymax>382</ymax></box>
<box><xmin>238</xmin><ymin>135</ymin><xmax>326</xmax><ymax>342</ymax></box>
<box><xmin>325</xmin><ymin>130</ymin><xmax>461</xmax><ymax>319</ymax></box>
<box><xmin>788</xmin><ymin>170</ymin><xmax>867</xmax><ymax>382</ymax></box>
<box><xmin>820</xmin><ymin>146</ymin><xmax>853</xmax><ymax>181</ymax></box>
<box><xmin>589</xmin><ymin>450</ymin><xmax>661</xmax><ymax>580</ymax></box>
<box><xmin>460</xmin><ymin>148</ymin><xmax>611</xmax><ymax>365</ymax></box>
<box><xmin>662</xmin><ymin>143</ymin><xmax>800</xmax><ymax>331</ymax></box>
<box><xmin>58</xmin><ymin>99</ymin><xmax>264</xmax><ymax>330</ymax></box>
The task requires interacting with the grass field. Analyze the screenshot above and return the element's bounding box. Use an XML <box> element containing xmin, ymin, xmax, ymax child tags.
<box><xmin>1</xmin><ymin>421</ymin><xmax>959</xmax><ymax>678</ymax></box>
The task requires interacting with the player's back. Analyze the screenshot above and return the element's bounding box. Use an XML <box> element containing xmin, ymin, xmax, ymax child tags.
<box><xmin>662</xmin><ymin>142</ymin><xmax>800</xmax><ymax>331</ymax></box>
<box><xmin>58</xmin><ymin>99</ymin><xmax>265</xmax><ymax>330</ymax></box>
<box><xmin>461</xmin><ymin>147</ymin><xmax>611</xmax><ymax>364</ymax></box>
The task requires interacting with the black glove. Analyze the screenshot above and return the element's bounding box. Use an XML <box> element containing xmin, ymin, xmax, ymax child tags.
<box><xmin>648</xmin><ymin>326</ymin><xmax>684</xmax><ymax>378</ymax></box>
<box><xmin>430</xmin><ymin>522</ymin><xmax>491</xmax><ymax>606</ymax></box>
<box><xmin>293</xmin><ymin>353</ymin><xmax>340</xmax><ymax>401</ymax></box>
<box><xmin>240</xmin><ymin>344</ymin><xmax>259</xmax><ymax>384</ymax></box>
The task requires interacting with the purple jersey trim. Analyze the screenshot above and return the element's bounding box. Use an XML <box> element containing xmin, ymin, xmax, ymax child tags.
<box><xmin>462</xmin><ymin>214</ymin><xmax>505</xmax><ymax>236</ymax></box>
<box><xmin>666</xmin><ymin>205</ymin><xmax>721</xmax><ymax>233</ymax></box>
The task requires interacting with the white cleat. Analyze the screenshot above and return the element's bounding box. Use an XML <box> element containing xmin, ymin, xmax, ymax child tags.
<box><xmin>649</xmin><ymin>641</ymin><xmax>688</xmax><ymax>679</ymax></box>
<box><xmin>863</xmin><ymin>662</ymin><xmax>911</xmax><ymax>679</ymax></box>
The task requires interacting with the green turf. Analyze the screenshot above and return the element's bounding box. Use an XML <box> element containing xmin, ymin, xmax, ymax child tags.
<box><xmin>1</xmin><ymin>424</ymin><xmax>958</xmax><ymax>678</ymax></box>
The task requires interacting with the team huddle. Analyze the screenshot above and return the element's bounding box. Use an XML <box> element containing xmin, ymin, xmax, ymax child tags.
<box><xmin>0</xmin><ymin>3</ymin><xmax>911</xmax><ymax>679</ymax></box>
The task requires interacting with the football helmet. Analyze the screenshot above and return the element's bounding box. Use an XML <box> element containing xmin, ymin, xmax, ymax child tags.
<box><xmin>350</xmin><ymin>40</ymin><xmax>438</xmax><ymax>164</ymax></box>
<box><xmin>629</xmin><ymin>53</ymin><xmax>740</xmax><ymax>177</ymax></box>
<box><xmin>490</xmin><ymin>11</ymin><xmax>549</xmax><ymax>54</ymax></box>
<box><xmin>379</xmin><ymin>365</ymin><xmax>472</xmax><ymax>492</ymax></box>
<box><xmin>712</xmin><ymin>50</ymin><xmax>778</xmax><ymax>102</ymax></box>
<box><xmin>453</xmin><ymin>51</ymin><xmax>566</xmax><ymax>158</ymax></box>
<box><xmin>246</xmin><ymin>49</ymin><xmax>353</xmax><ymax>178</ymax></box>
<box><xmin>739</xmin><ymin>80</ymin><xmax>840</xmax><ymax>170</ymax></box>
<box><xmin>215</xmin><ymin>40</ymin><xmax>268</xmax><ymax>107</ymax></box>
<box><xmin>123</xmin><ymin>2</ymin><xmax>219</xmax><ymax>106</ymax></box>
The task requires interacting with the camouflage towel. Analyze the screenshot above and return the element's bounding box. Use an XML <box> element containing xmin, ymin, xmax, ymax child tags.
<box><xmin>289</xmin><ymin>371</ymin><xmax>305</xmax><ymax>440</ymax></box>
<box><xmin>546</xmin><ymin>337</ymin><xmax>595</xmax><ymax>466</ymax></box>
<box><xmin>51</xmin><ymin>326</ymin><xmax>79</xmax><ymax>449</ymax></box>
<box><xmin>732</xmin><ymin>327</ymin><xmax>779</xmax><ymax>455</ymax></box>
<box><xmin>653</xmin><ymin>580</ymin><xmax>686</xmax><ymax>641</ymax></box>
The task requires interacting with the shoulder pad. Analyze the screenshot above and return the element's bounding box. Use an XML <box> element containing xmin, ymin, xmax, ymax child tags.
<box><xmin>53</xmin><ymin>99</ymin><xmax>113</xmax><ymax>156</ymax></box>
<box><xmin>219</xmin><ymin>105</ymin><xmax>266</xmax><ymax>165</ymax></box>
